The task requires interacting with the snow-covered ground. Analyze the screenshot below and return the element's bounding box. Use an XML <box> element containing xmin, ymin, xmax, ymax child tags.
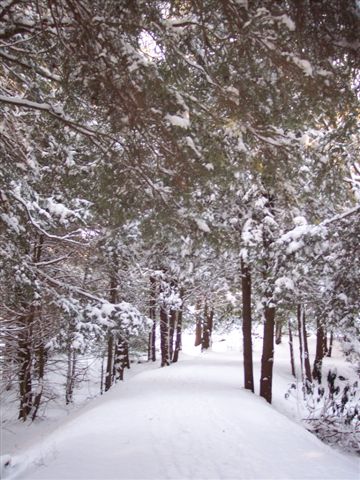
<box><xmin>1</xmin><ymin>332</ymin><xmax>359</xmax><ymax>479</ymax></box>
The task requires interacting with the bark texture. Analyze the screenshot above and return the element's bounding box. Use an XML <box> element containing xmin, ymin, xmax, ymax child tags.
<box><xmin>260</xmin><ymin>305</ymin><xmax>275</xmax><ymax>404</ymax></box>
<box><xmin>241</xmin><ymin>258</ymin><xmax>254</xmax><ymax>392</ymax></box>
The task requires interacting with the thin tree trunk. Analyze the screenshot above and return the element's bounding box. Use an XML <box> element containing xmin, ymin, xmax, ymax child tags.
<box><xmin>298</xmin><ymin>304</ymin><xmax>312</xmax><ymax>392</ymax></box>
<box><xmin>160</xmin><ymin>305</ymin><xmax>170</xmax><ymax>367</ymax></box>
<box><xmin>100</xmin><ymin>353</ymin><xmax>105</xmax><ymax>395</ymax></box>
<box><xmin>18</xmin><ymin>308</ymin><xmax>35</xmax><ymax>421</ymax></box>
<box><xmin>313</xmin><ymin>318</ymin><xmax>324</xmax><ymax>383</ymax></box>
<box><xmin>169</xmin><ymin>309</ymin><xmax>176</xmax><ymax>360</ymax></box>
<box><xmin>297</xmin><ymin>304</ymin><xmax>304</xmax><ymax>381</ymax></box>
<box><xmin>114</xmin><ymin>335</ymin><xmax>128</xmax><ymax>381</ymax></box>
<box><xmin>327</xmin><ymin>330</ymin><xmax>333</xmax><ymax>357</ymax></box>
<box><xmin>260</xmin><ymin>305</ymin><xmax>276</xmax><ymax>404</ymax></box>
<box><xmin>302</xmin><ymin>309</ymin><xmax>312</xmax><ymax>386</ymax></box>
<box><xmin>31</xmin><ymin>291</ymin><xmax>46</xmax><ymax>419</ymax></box>
<box><xmin>147</xmin><ymin>332</ymin><xmax>151</xmax><ymax>361</ymax></box>
<box><xmin>202</xmin><ymin>302</ymin><xmax>213</xmax><ymax>351</ymax></box>
<box><xmin>32</xmin><ymin>341</ymin><xmax>45</xmax><ymax>421</ymax></box>
<box><xmin>323</xmin><ymin>328</ymin><xmax>328</xmax><ymax>356</ymax></box>
<box><xmin>275</xmin><ymin>321</ymin><xmax>282</xmax><ymax>345</ymax></box>
<box><xmin>194</xmin><ymin>300</ymin><xmax>202</xmax><ymax>347</ymax></box>
<box><xmin>105</xmin><ymin>274</ymin><xmax>118</xmax><ymax>390</ymax></box>
<box><xmin>65</xmin><ymin>348</ymin><xmax>73</xmax><ymax>404</ymax></box>
<box><xmin>105</xmin><ymin>333</ymin><xmax>114</xmax><ymax>392</ymax></box>
<box><xmin>288</xmin><ymin>320</ymin><xmax>296</xmax><ymax>377</ymax></box>
<box><xmin>241</xmin><ymin>258</ymin><xmax>254</xmax><ymax>392</ymax></box>
<box><xmin>149</xmin><ymin>276</ymin><xmax>156</xmax><ymax>361</ymax></box>
<box><xmin>124</xmin><ymin>335</ymin><xmax>130</xmax><ymax>369</ymax></box>
<box><xmin>19</xmin><ymin>235</ymin><xmax>44</xmax><ymax>420</ymax></box>
<box><xmin>172</xmin><ymin>288</ymin><xmax>184</xmax><ymax>363</ymax></box>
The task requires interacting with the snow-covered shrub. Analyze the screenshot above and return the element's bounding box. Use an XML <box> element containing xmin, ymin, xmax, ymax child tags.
<box><xmin>289</xmin><ymin>370</ymin><xmax>360</xmax><ymax>454</ymax></box>
<box><xmin>341</xmin><ymin>334</ymin><xmax>360</xmax><ymax>375</ymax></box>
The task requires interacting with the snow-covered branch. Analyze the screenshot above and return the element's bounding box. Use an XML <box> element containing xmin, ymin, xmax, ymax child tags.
<box><xmin>321</xmin><ymin>205</ymin><xmax>360</xmax><ymax>226</ymax></box>
<box><xmin>0</xmin><ymin>50</ymin><xmax>61</xmax><ymax>82</ymax></box>
<box><xmin>10</xmin><ymin>191</ymin><xmax>88</xmax><ymax>246</ymax></box>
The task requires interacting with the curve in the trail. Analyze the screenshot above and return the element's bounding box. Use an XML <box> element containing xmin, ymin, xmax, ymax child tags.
<box><xmin>5</xmin><ymin>352</ymin><xmax>360</xmax><ymax>480</ymax></box>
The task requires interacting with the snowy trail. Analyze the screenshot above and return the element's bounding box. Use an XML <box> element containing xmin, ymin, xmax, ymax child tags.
<box><xmin>4</xmin><ymin>351</ymin><xmax>360</xmax><ymax>480</ymax></box>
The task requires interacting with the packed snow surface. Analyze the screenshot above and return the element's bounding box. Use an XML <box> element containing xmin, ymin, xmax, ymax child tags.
<box><xmin>3</xmin><ymin>342</ymin><xmax>359</xmax><ymax>480</ymax></box>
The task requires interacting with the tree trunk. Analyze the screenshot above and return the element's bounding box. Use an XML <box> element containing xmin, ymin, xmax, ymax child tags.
<box><xmin>194</xmin><ymin>300</ymin><xmax>202</xmax><ymax>347</ymax></box>
<box><xmin>323</xmin><ymin>328</ymin><xmax>328</xmax><ymax>356</ymax></box>
<box><xmin>313</xmin><ymin>318</ymin><xmax>324</xmax><ymax>383</ymax></box>
<box><xmin>32</xmin><ymin>341</ymin><xmax>45</xmax><ymax>420</ymax></box>
<box><xmin>100</xmin><ymin>353</ymin><xmax>105</xmax><ymax>395</ymax></box>
<box><xmin>65</xmin><ymin>348</ymin><xmax>74</xmax><ymax>404</ymax></box>
<box><xmin>297</xmin><ymin>305</ymin><xmax>304</xmax><ymax>381</ymax></box>
<box><xmin>260</xmin><ymin>305</ymin><xmax>276</xmax><ymax>404</ymax></box>
<box><xmin>149</xmin><ymin>276</ymin><xmax>156</xmax><ymax>362</ymax></box>
<box><xmin>172</xmin><ymin>289</ymin><xmax>183</xmax><ymax>363</ymax></box>
<box><xmin>288</xmin><ymin>320</ymin><xmax>296</xmax><ymax>377</ymax></box>
<box><xmin>297</xmin><ymin>304</ymin><xmax>312</xmax><ymax>392</ymax></box>
<box><xmin>105</xmin><ymin>333</ymin><xmax>114</xmax><ymax>392</ymax></box>
<box><xmin>18</xmin><ymin>312</ymin><xmax>34</xmax><ymax>421</ymax></box>
<box><xmin>275</xmin><ymin>321</ymin><xmax>282</xmax><ymax>345</ymax></box>
<box><xmin>160</xmin><ymin>305</ymin><xmax>170</xmax><ymax>367</ymax></box>
<box><xmin>18</xmin><ymin>337</ymin><xmax>32</xmax><ymax>420</ymax></box>
<box><xmin>202</xmin><ymin>302</ymin><xmax>213</xmax><ymax>351</ymax></box>
<box><xmin>327</xmin><ymin>330</ymin><xmax>333</xmax><ymax>357</ymax></box>
<box><xmin>124</xmin><ymin>335</ymin><xmax>130</xmax><ymax>369</ymax></box>
<box><xmin>31</xmin><ymin>299</ymin><xmax>46</xmax><ymax>420</ymax></box>
<box><xmin>114</xmin><ymin>335</ymin><xmax>127</xmax><ymax>381</ymax></box>
<box><xmin>105</xmin><ymin>274</ymin><xmax>118</xmax><ymax>390</ymax></box>
<box><xmin>169</xmin><ymin>309</ymin><xmax>176</xmax><ymax>360</ymax></box>
<box><xmin>241</xmin><ymin>258</ymin><xmax>254</xmax><ymax>392</ymax></box>
<box><xmin>18</xmin><ymin>235</ymin><xmax>44</xmax><ymax>420</ymax></box>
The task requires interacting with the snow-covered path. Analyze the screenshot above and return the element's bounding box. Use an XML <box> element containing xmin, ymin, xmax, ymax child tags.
<box><xmin>4</xmin><ymin>351</ymin><xmax>359</xmax><ymax>480</ymax></box>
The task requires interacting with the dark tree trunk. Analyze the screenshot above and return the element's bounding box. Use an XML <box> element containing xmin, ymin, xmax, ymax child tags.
<box><xmin>105</xmin><ymin>274</ymin><xmax>118</xmax><ymax>390</ymax></box>
<box><xmin>327</xmin><ymin>330</ymin><xmax>333</xmax><ymax>357</ymax></box>
<box><xmin>288</xmin><ymin>320</ymin><xmax>296</xmax><ymax>377</ymax></box>
<box><xmin>114</xmin><ymin>335</ymin><xmax>128</xmax><ymax>381</ymax></box>
<box><xmin>169</xmin><ymin>309</ymin><xmax>176</xmax><ymax>360</ymax></box>
<box><xmin>323</xmin><ymin>328</ymin><xmax>328</xmax><ymax>356</ymax></box>
<box><xmin>260</xmin><ymin>305</ymin><xmax>276</xmax><ymax>404</ymax></box>
<box><xmin>105</xmin><ymin>333</ymin><xmax>114</xmax><ymax>392</ymax></box>
<box><xmin>124</xmin><ymin>336</ymin><xmax>130</xmax><ymax>369</ymax></box>
<box><xmin>297</xmin><ymin>305</ymin><xmax>304</xmax><ymax>380</ymax></box>
<box><xmin>297</xmin><ymin>304</ymin><xmax>312</xmax><ymax>391</ymax></box>
<box><xmin>148</xmin><ymin>332</ymin><xmax>151</xmax><ymax>361</ymax></box>
<box><xmin>160</xmin><ymin>305</ymin><xmax>170</xmax><ymax>367</ymax></box>
<box><xmin>302</xmin><ymin>309</ymin><xmax>312</xmax><ymax>387</ymax></box>
<box><xmin>149</xmin><ymin>276</ymin><xmax>156</xmax><ymax>362</ymax></box>
<box><xmin>172</xmin><ymin>289</ymin><xmax>183</xmax><ymax>363</ymax></box>
<box><xmin>18</xmin><ymin>311</ymin><xmax>34</xmax><ymax>421</ymax></box>
<box><xmin>18</xmin><ymin>235</ymin><xmax>45</xmax><ymax>420</ymax></box>
<box><xmin>201</xmin><ymin>303</ymin><xmax>213</xmax><ymax>351</ymax></box>
<box><xmin>65</xmin><ymin>349</ymin><xmax>76</xmax><ymax>405</ymax></box>
<box><xmin>194</xmin><ymin>300</ymin><xmax>202</xmax><ymax>347</ymax></box>
<box><xmin>32</xmin><ymin>340</ymin><xmax>45</xmax><ymax>420</ymax></box>
<box><xmin>18</xmin><ymin>340</ymin><xmax>32</xmax><ymax>420</ymax></box>
<box><xmin>275</xmin><ymin>321</ymin><xmax>282</xmax><ymax>345</ymax></box>
<box><xmin>313</xmin><ymin>318</ymin><xmax>325</xmax><ymax>383</ymax></box>
<box><xmin>100</xmin><ymin>353</ymin><xmax>105</xmax><ymax>395</ymax></box>
<box><xmin>241</xmin><ymin>258</ymin><xmax>254</xmax><ymax>392</ymax></box>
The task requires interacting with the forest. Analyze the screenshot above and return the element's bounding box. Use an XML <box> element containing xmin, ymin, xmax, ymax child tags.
<box><xmin>0</xmin><ymin>0</ymin><xmax>359</xmax><ymax>473</ymax></box>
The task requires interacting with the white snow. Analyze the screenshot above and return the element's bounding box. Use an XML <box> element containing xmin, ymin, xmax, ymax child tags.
<box><xmin>276</xmin><ymin>14</ymin><xmax>296</xmax><ymax>31</ymax></box>
<box><xmin>274</xmin><ymin>276</ymin><xmax>295</xmax><ymax>292</ymax></box>
<box><xmin>291</xmin><ymin>56</ymin><xmax>313</xmax><ymax>76</ymax></box>
<box><xmin>1</xmin><ymin>333</ymin><xmax>359</xmax><ymax>480</ymax></box>
<box><xmin>164</xmin><ymin>113</ymin><xmax>190</xmax><ymax>129</ymax></box>
<box><xmin>195</xmin><ymin>218</ymin><xmax>211</xmax><ymax>233</ymax></box>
